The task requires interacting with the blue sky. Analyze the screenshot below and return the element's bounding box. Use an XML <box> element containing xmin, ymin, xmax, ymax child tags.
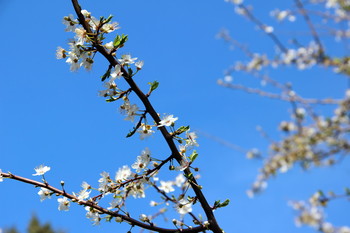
<box><xmin>1</xmin><ymin>0</ymin><xmax>349</xmax><ymax>233</ymax></box>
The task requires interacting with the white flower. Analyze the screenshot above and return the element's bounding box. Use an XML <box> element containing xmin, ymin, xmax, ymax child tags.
<box><xmin>108</xmin><ymin>198</ymin><xmax>122</xmax><ymax>210</ymax></box>
<box><xmin>158</xmin><ymin>115</ymin><xmax>178</xmax><ymax>127</ymax></box>
<box><xmin>80</xmin><ymin>53</ymin><xmax>94</xmax><ymax>71</ymax></box>
<box><xmin>264</xmin><ymin>26</ymin><xmax>274</xmax><ymax>33</ymax></box>
<box><xmin>56</xmin><ymin>47</ymin><xmax>66</xmax><ymax>59</ymax></box>
<box><xmin>295</xmin><ymin>108</ymin><xmax>306</xmax><ymax>118</ymax></box>
<box><xmin>135</xmin><ymin>60</ymin><xmax>144</xmax><ymax>70</ymax></box>
<box><xmin>175</xmin><ymin>174</ymin><xmax>186</xmax><ymax>187</ymax></box>
<box><xmin>101</xmin><ymin>22</ymin><xmax>120</xmax><ymax>33</ymax></box>
<box><xmin>340</xmin><ymin>227</ymin><xmax>350</xmax><ymax>233</ymax></box>
<box><xmin>85</xmin><ymin>207</ymin><xmax>100</xmax><ymax>225</ymax></box>
<box><xmin>33</xmin><ymin>165</ymin><xmax>51</xmax><ymax>176</ymax></box>
<box><xmin>176</xmin><ymin>199</ymin><xmax>192</xmax><ymax>215</ymax></box>
<box><xmin>159</xmin><ymin>181</ymin><xmax>175</xmax><ymax>193</ymax></box>
<box><xmin>98</xmin><ymin>171</ymin><xmax>110</xmax><ymax>192</ymax></box>
<box><xmin>224</xmin><ymin>75</ymin><xmax>233</xmax><ymax>82</ymax></box>
<box><xmin>88</xmin><ymin>16</ymin><xmax>99</xmax><ymax>31</ymax></box>
<box><xmin>62</xmin><ymin>14</ymin><xmax>77</xmax><ymax>32</ymax></box>
<box><xmin>150</xmin><ymin>200</ymin><xmax>158</xmax><ymax>206</ymax></box>
<box><xmin>81</xmin><ymin>181</ymin><xmax>91</xmax><ymax>190</ymax></box>
<box><xmin>128</xmin><ymin>181</ymin><xmax>146</xmax><ymax>198</ymax></box>
<box><xmin>74</xmin><ymin>189</ymin><xmax>91</xmax><ymax>201</ymax></box>
<box><xmin>105</xmin><ymin>41</ymin><xmax>114</xmax><ymax>50</ymax></box>
<box><xmin>132</xmin><ymin>148</ymin><xmax>151</xmax><ymax>173</ymax></box>
<box><xmin>111</xmin><ymin>64</ymin><xmax>123</xmax><ymax>79</ymax></box>
<box><xmin>118</xmin><ymin>54</ymin><xmax>137</xmax><ymax>65</ymax></box>
<box><xmin>139</xmin><ymin>214</ymin><xmax>149</xmax><ymax>222</ymax></box>
<box><xmin>57</xmin><ymin>197</ymin><xmax>70</xmax><ymax>211</ymax></box>
<box><xmin>74</xmin><ymin>28</ymin><xmax>87</xmax><ymax>45</ymax></box>
<box><xmin>185</xmin><ymin>131</ymin><xmax>199</xmax><ymax>148</ymax></box>
<box><xmin>138</xmin><ymin>124</ymin><xmax>155</xmax><ymax>140</ymax></box>
<box><xmin>38</xmin><ymin>188</ymin><xmax>52</xmax><ymax>202</ymax></box>
<box><xmin>0</xmin><ymin>169</ymin><xmax>3</xmax><ymax>182</ymax></box>
<box><xmin>66</xmin><ymin>52</ymin><xmax>80</xmax><ymax>72</ymax></box>
<box><xmin>120</xmin><ymin>100</ymin><xmax>139</xmax><ymax>122</ymax></box>
<box><xmin>115</xmin><ymin>165</ymin><xmax>132</xmax><ymax>182</ymax></box>
<box><xmin>81</xmin><ymin>9</ymin><xmax>91</xmax><ymax>18</ymax></box>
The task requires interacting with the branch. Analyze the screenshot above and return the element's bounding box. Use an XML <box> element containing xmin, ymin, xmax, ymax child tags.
<box><xmin>70</xmin><ymin>0</ymin><xmax>223</xmax><ymax>232</ymax></box>
<box><xmin>0</xmin><ymin>172</ymin><xmax>205</xmax><ymax>233</ymax></box>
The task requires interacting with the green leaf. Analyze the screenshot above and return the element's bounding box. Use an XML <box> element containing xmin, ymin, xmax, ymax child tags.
<box><xmin>128</xmin><ymin>68</ymin><xmax>133</xmax><ymax>76</ymax></box>
<box><xmin>175</xmin><ymin>126</ymin><xmax>190</xmax><ymax>135</ymax></box>
<box><xmin>214</xmin><ymin>199</ymin><xmax>230</xmax><ymax>209</ymax></box>
<box><xmin>104</xmin><ymin>15</ymin><xmax>113</xmax><ymax>24</ymax></box>
<box><xmin>106</xmin><ymin>97</ymin><xmax>117</xmax><ymax>102</ymax></box>
<box><xmin>214</xmin><ymin>200</ymin><xmax>221</xmax><ymax>207</ymax></box>
<box><xmin>113</xmin><ymin>34</ymin><xmax>128</xmax><ymax>48</ymax></box>
<box><xmin>113</xmin><ymin>35</ymin><xmax>121</xmax><ymax>47</ymax></box>
<box><xmin>148</xmin><ymin>81</ymin><xmax>159</xmax><ymax>93</ymax></box>
<box><xmin>189</xmin><ymin>150</ymin><xmax>198</xmax><ymax>162</ymax></box>
<box><xmin>101</xmin><ymin>67</ymin><xmax>112</xmax><ymax>81</ymax></box>
<box><xmin>219</xmin><ymin>199</ymin><xmax>230</xmax><ymax>208</ymax></box>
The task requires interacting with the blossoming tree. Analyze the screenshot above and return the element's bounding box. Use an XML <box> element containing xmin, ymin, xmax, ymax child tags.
<box><xmin>0</xmin><ymin>0</ymin><xmax>226</xmax><ymax>232</ymax></box>
<box><xmin>218</xmin><ymin>0</ymin><xmax>350</xmax><ymax>232</ymax></box>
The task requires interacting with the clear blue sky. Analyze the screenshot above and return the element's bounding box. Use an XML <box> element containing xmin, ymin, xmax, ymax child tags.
<box><xmin>0</xmin><ymin>0</ymin><xmax>348</xmax><ymax>233</ymax></box>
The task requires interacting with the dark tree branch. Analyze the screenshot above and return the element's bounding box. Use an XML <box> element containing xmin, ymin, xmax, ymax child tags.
<box><xmin>70</xmin><ymin>0</ymin><xmax>223</xmax><ymax>232</ymax></box>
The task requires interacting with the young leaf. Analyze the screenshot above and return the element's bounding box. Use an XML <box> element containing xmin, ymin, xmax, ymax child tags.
<box><xmin>101</xmin><ymin>67</ymin><xmax>112</xmax><ymax>81</ymax></box>
<box><xmin>113</xmin><ymin>34</ymin><xmax>128</xmax><ymax>48</ymax></box>
<box><xmin>189</xmin><ymin>150</ymin><xmax>198</xmax><ymax>162</ymax></box>
<box><xmin>219</xmin><ymin>199</ymin><xmax>230</xmax><ymax>208</ymax></box>
<box><xmin>148</xmin><ymin>81</ymin><xmax>159</xmax><ymax>93</ymax></box>
<box><xmin>104</xmin><ymin>15</ymin><xmax>113</xmax><ymax>24</ymax></box>
<box><xmin>175</xmin><ymin>126</ymin><xmax>190</xmax><ymax>135</ymax></box>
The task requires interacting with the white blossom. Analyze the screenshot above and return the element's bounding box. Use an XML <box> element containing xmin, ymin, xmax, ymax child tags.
<box><xmin>85</xmin><ymin>207</ymin><xmax>100</xmax><ymax>225</ymax></box>
<box><xmin>66</xmin><ymin>52</ymin><xmax>80</xmax><ymax>72</ymax></box>
<box><xmin>74</xmin><ymin>189</ymin><xmax>91</xmax><ymax>201</ymax></box>
<box><xmin>62</xmin><ymin>14</ymin><xmax>77</xmax><ymax>32</ymax></box>
<box><xmin>132</xmin><ymin>148</ymin><xmax>151</xmax><ymax>173</ymax></box>
<box><xmin>108</xmin><ymin>198</ymin><xmax>122</xmax><ymax>210</ymax></box>
<box><xmin>120</xmin><ymin>100</ymin><xmax>139</xmax><ymax>122</ymax></box>
<box><xmin>176</xmin><ymin>199</ymin><xmax>192</xmax><ymax>215</ymax></box>
<box><xmin>56</xmin><ymin>47</ymin><xmax>66</xmax><ymax>59</ymax></box>
<box><xmin>115</xmin><ymin>165</ymin><xmax>132</xmax><ymax>182</ymax></box>
<box><xmin>175</xmin><ymin>174</ymin><xmax>186</xmax><ymax>187</ymax></box>
<box><xmin>38</xmin><ymin>188</ymin><xmax>51</xmax><ymax>201</ymax></box>
<box><xmin>81</xmin><ymin>9</ymin><xmax>91</xmax><ymax>18</ymax></box>
<box><xmin>111</xmin><ymin>64</ymin><xmax>123</xmax><ymax>79</ymax></box>
<box><xmin>118</xmin><ymin>54</ymin><xmax>137</xmax><ymax>65</ymax></box>
<box><xmin>135</xmin><ymin>60</ymin><xmax>144</xmax><ymax>70</ymax></box>
<box><xmin>33</xmin><ymin>165</ymin><xmax>51</xmax><ymax>176</ymax></box>
<box><xmin>138</xmin><ymin>124</ymin><xmax>155</xmax><ymax>139</ymax></box>
<box><xmin>158</xmin><ymin>181</ymin><xmax>175</xmax><ymax>193</ymax></box>
<box><xmin>139</xmin><ymin>214</ymin><xmax>149</xmax><ymax>222</ymax></box>
<box><xmin>105</xmin><ymin>41</ymin><xmax>114</xmax><ymax>50</ymax></box>
<box><xmin>57</xmin><ymin>197</ymin><xmax>70</xmax><ymax>211</ymax></box>
<box><xmin>98</xmin><ymin>171</ymin><xmax>110</xmax><ymax>192</ymax></box>
<box><xmin>101</xmin><ymin>22</ymin><xmax>120</xmax><ymax>33</ymax></box>
<box><xmin>158</xmin><ymin>115</ymin><xmax>178</xmax><ymax>127</ymax></box>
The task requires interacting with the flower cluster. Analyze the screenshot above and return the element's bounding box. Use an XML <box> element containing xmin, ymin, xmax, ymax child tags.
<box><xmin>0</xmin><ymin>3</ymin><xmax>225</xmax><ymax>232</ymax></box>
<box><xmin>247</xmin><ymin>90</ymin><xmax>350</xmax><ymax>196</ymax></box>
<box><xmin>290</xmin><ymin>191</ymin><xmax>350</xmax><ymax>233</ymax></box>
<box><xmin>26</xmin><ymin>146</ymin><xmax>193</xmax><ymax>226</ymax></box>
